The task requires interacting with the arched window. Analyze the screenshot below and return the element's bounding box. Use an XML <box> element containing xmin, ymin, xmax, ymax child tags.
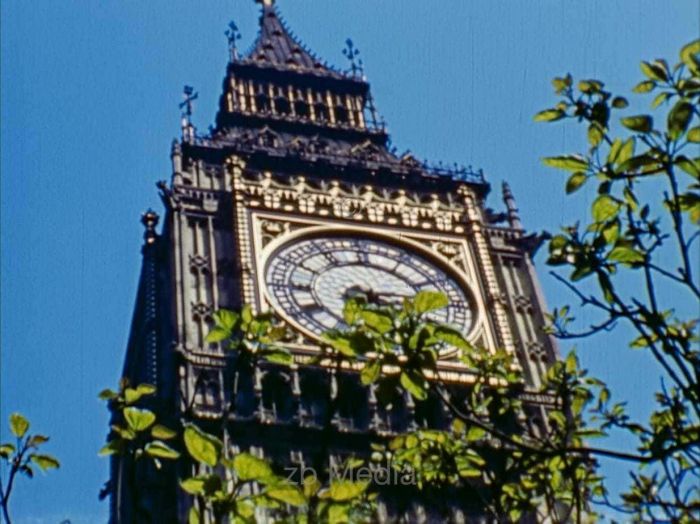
<box><xmin>233</xmin><ymin>367</ymin><xmax>255</xmax><ymax>418</ymax></box>
<box><xmin>313</xmin><ymin>93</ymin><xmax>329</xmax><ymax>122</ymax></box>
<box><xmin>300</xmin><ymin>372</ymin><xmax>330</xmax><ymax>426</ymax></box>
<box><xmin>274</xmin><ymin>87</ymin><xmax>290</xmax><ymax>115</ymax></box>
<box><xmin>261</xmin><ymin>371</ymin><xmax>295</xmax><ymax>423</ymax></box>
<box><xmin>335</xmin><ymin>374</ymin><xmax>368</xmax><ymax>430</ymax></box>
<box><xmin>294</xmin><ymin>90</ymin><xmax>310</xmax><ymax>118</ymax></box>
<box><xmin>255</xmin><ymin>84</ymin><xmax>271</xmax><ymax>113</ymax></box>
<box><xmin>334</xmin><ymin>96</ymin><xmax>349</xmax><ymax>124</ymax></box>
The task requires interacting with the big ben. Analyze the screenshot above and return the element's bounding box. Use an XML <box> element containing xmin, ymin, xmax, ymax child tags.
<box><xmin>115</xmin><ymin>1</ymin><xmax>557</xmax><ymax>521</ymax></box>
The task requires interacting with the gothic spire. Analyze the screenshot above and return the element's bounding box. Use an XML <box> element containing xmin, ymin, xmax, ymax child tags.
<box><xmin>244</xmin><ymin>0</ymin><xmax>333</xmax><ymax>74</ymax></box>
<box><xmin>502</xmin><ymin>181</ymin><xmax>523</xmax><ymax>230</ymax></box>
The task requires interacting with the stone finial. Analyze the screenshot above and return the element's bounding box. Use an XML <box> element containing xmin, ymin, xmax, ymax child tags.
<box><xmin>179</xmin><ymin>85</ymin><xmax>198</xmax><ymax>143</ymax></box>
<box><xmin>141</xmin><ymin>209</ymin><xmax>159</xmax><ymax>245</ymax></box>
<box><xmin>502</xmin><ymin>181</ymin><xmax>523</xmax><ymax>230</ymax></box>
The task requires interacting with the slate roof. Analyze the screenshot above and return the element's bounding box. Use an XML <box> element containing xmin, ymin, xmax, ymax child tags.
<box><xmin>242</xmin><ymin>1</ymin><xmax>352</xmax><ymax>81</ymax></box>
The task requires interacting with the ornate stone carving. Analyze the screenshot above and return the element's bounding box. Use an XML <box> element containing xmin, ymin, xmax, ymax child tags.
<box><xmin>191</xmin><ymin>301</ymin><xmax>213</xmax><ymax>321</ymax></box>
<box><xmin>189</xmin><ymin>254</ymin><xmax>210</xmax><ymax>275</ymax></box>
<box><xmin>513</xmin><ymin>294</ymin><xmax>533</xmax><ymax>313</ymax></box>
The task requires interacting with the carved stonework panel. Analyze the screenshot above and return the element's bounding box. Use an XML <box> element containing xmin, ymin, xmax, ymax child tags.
<box><xmin>231</xmin><ymin>168</ymin><xmax>470</xmax><ymax>234</ymax></box>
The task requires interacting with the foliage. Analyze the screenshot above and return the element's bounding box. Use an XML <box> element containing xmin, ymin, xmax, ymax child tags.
<box><xmin>99</xmin><ymin>306</ymin><xmax>372</xmax><ymax>523</ymax></box>
<box><xmin>205</xmin><ymin>305</ymin><xmax>292</xmax><ymax>365</ymax></box>
<box><xmin>536</xmin><ymin>39</ymin><xmax>700</xmax><ymax>521</ymax></box>
<box><xmin>98</xmin><ymin>378</ymin><xmax>179</xmax><ymax>468</ymax></box>
<box><xmin>180</xmin><ymin>424</ymin><xmax>373</xmax><ymax>523</ymax></box>
<box><xmin>0</xmin><ymin>413</ymin><xmax>59</xmax><ymax>524</ymax></box>
<box><xmin>325</xmin><ymin>292</ymin><xmax>602</xmax><ymax>521</ymax></box>
<box><xmin>97</xmin><ymin>379</ymin><xmax>179</xmax><ymax>522</ymax></box>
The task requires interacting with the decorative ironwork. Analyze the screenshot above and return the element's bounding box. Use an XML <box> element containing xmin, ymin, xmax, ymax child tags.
<box><xmin>179</xmin><ymin>85</ymin><xmax>198</xmax><ymax>119</ymax></box>
<box><xmin>225</xmin><ymin>21</ymin><xmax>242</xmax><ymax>62</ymax></box>
<box><xmin>342</xmin><ymin>38</ymin><xmax>363</xmax><ymax>77</ymax></box>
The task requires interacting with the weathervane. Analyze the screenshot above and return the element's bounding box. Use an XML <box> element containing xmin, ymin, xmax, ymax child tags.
<box><xmin>342</xmin><ymin>38</ymin><xmax>364</xmax><ymax>77</ymax></box>
<box><xmin>179</xmin><ymin>85</ymin><xmax>198</xmax><ymax>142</ymax></box>
<box><xmin>225</xmin><ymin>21</ymin><xmax>241</xmax><ymax>62</ymax></box>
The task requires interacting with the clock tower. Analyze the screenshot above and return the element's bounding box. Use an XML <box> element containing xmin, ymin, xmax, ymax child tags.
<box><xmin>116</xmin><ymin>1</ymin><xmax>557</xmax><ymax>521</ymax></box>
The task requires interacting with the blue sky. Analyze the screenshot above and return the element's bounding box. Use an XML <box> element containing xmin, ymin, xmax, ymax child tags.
<box><xmin>1</xmin><ymin>1</ymin><xmax>698</xmax><ymax>522</ymax></box>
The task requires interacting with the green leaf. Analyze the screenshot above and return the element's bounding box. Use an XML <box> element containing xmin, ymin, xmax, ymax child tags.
<box><xmin>608</xmin><ymin>246</ymin><xmax>645</xmax><ymax>265</ymax></box>
<box><xmin>10</xmin><ymin>413</ymin><xmax>29</xmax><ymax>438</ymax></box>
<box><xmin>241</xmin><ymin>305</ymin><xmax>253</xmax><ymax>326</ymax></box>
<box><xmin>551</xmin><ymin>75</ymin><xmax>572</xmax><ymax>93</ymax></box>
<box><xmin>598</xmin><ymin>272</ymin><xmax>615</xmax><ymax>304</ymax></box>
<box><xmin>565</xmin><ymin>172</ymin><xmax>587</xmax><ymax>194</ymax></box>
<box><xmin>266</xmin><ymin>484</ymin><xmax>306</xmax><ymax>506</ymax></box>
<box><xmin>342</xmin><ymin>299</ymin><xmax>363</xmax><ymax>325</ymax></box>
<box><xmin>668</xmin><ymin>100</ymin><xmax>693</xmax><ymax>140</ymax></box>
<box><xmin>98</xmin><ymin>388</ymin><xmax>119</xmax><ymax>401</ymax></box>
<box><xmin>123</xmin><ymin>383</ymin><xmax>156</xmax><ymax>405</ymax></box>
<box><xmin>180</xmin><ymin>476</ymin><xmax>208</xmax><ymax>495</ymax></box>
<box><xmin>233</xmin><ymin>452</ymin><xmax>274</xmax><ymax>481</ymax></box>
<box><xmin>123</xmin><ymin>407</ymin><xmax>156</xmax><ymax>432</ymax></box>
<box><xmin>640</xmin><ymin>61</ymin><xmax>666</xmax><ymax>81</ymax></box>
<box><xmin>145</xmin><ymin>440</ymin><xmax>180</xmax><ymax>460</ymax></box>
<box><xmin>303</xmin><ymin>474</ymin><xmax>321</xmax><ymax>498</ymax></box>
<box><xmin>617</xmin><ymin>138</ymin><xmax>635</xmax><ymax>165</ymax></box>
<box><xmin>151</xmin><ymin>424</ymin><xmax>177</xmax><ymax>440</ymax></box>
<box><xmin>651</xmin><ymin>92</ymin><xmax>671</xmax><ymax>109</ymax></box>
<box><xmin>0</xmin><ymin>443</ymin><xmax>16</xmax><ymax>458</ymax></box>
<box><xmin>607</xmin><ymin>139</ymin><xmax>623</xmax><ymax>164</ymax></box>
<box><xmin>688</xmin><ymin>127</ymin><xmax>700</xmax><ymax>143</ymax></box>
<box><xmin>360</xmin><ymin>361</ymin><xmax>381</xmax><ymax>385</ymax></box>
<box><xmin>433</xmin><ymin>326</ymin><xmax>472</xmax><ymax>351</ymax></box>
<box><xmin>414</xmin><ymin>290</ymin><xmax>449</xmax><ymax>314</ymax></box>
<box><xmin>136</xmin><ymin>383</ymin><xmax>156</xmax><ymax>396</ymax></box>
<box><xmin>611</xmin><ymin>96</ymin><xmax>628</xmax><ymax>109</ymax></box>
<box><xmin>620</xmin><ymin>115</ymin><xmax>653</xmax><ymax>133</ymax></box>
<box><xmin>534</xmin><ymin>109</ymin><xmax>565</xmax><ymax>122</ymax></box>
<box><xmin>601</xmin><ymin>221</ymin><xmax>620</xmax><ymax>244</ymax></box>
<box><xmin>183</xmin><ymin>424</ymin><xmax>222</xmax><ymax>467</ymax></box>
<box><xmin>359</xmin><ymin>310</ymin><xmax>394</xmax><ymax>333</ymax></box>
<box><xmin>188</xmin><ymin>507</ymin><xmax>200</xmax><ymax>524</ymax></box>
<box><xmin>321</xmin><ymin>332</ymin><xmax>356</xmax><ymax>357</ymax></box>
<box><xmin>262</xmin><ymin>349</ymin><xmax>293</xmax><ymax>365</ymax></box>
<box><xmin>676</xmin><ymin>156</ymin><xmax>700</xmax><ymax>178</ymax></box>
<box><xmin>205</xmin><ymin>326</ymin><xmax>230</xmax><ymax>343</ymax></box>
<box><xmin>326</xmin><ymin>480</ymin><xmax>369</xmax><ymax>502</ymax></box>
<box><xmin>680</xmin><ymin>39</ymin><xmax>700</xmax><ymax>74</ymax></box>
<box><xmin>214</xmin><ymin>309</ymin><xmax>239</xmax><ymax>331</ymax></box>
<box><xmin>632</xmin><ymin>80</ymin><xmax>655</xmax><ymax>94</ymax></box>
<box><xmin>587</xmin><ymin>123</ymin><xmax>604</xmax><ymax>147</ymax></box>
<box><xmin>542</xmin><ymin>155</ymin><xmax>589</xmax><ymax>171</ymax></box>
<box><xmin>578</xmin><ymin>79</ymin><xmax>603</xmax><ymax>93</ymax></box>
<box><xmin>28</xmin><ymin>435</ymin><xmax>49</xmax><ymax>447</ymax></box>
<box><xmin>400</xmin><ymin>372</ymin><xmax>428</xmax><ymax>400</ymax></box>
<box><xmin>466</xmin><ymin>426</ymin><xmax>487</xmax><ymax>442</ymax></box>
<box><xmin>592</xmin><ymin>195</ymin><xmax>621</xmax><ymax>223</ymax></box>
<box><xmin>98</xmin><ymin>439</ymin><xmax>124</xmax><ymax>457</ymax></box>
<box><xmin>29</xmin><ymin>453</ymin><xmax>60</xmax><ymax>471</ymax></box>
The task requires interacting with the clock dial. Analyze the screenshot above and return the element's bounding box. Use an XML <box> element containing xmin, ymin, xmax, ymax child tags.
<box><xmin>264</xmin><ymin>236</ymin><xmax>473</xmax><ymax>340</ymax></box>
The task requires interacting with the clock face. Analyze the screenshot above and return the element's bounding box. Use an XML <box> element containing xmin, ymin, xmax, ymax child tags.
<box><xmin>264</xmin><ymin>235</ymin><xmax>473</xmax><ymax>339</ymax></box>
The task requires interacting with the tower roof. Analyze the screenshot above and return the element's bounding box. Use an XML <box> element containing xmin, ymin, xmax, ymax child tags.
<box><xmin>242</xmin><ymin>0</ymin><xmax>350</xmax><ymax>80</ymax></box>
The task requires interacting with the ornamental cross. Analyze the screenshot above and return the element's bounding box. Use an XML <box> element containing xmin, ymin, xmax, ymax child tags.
<box><xmin>179</xmin><ymin>85</ymin><xmax>198</xmax><ymax>119</ymax></box>
<box><xmin>342</xmin><ymin>38</ymin><xmax>363</xmax><ymax>77</ymax></box>
<box><xmin>225</xmin><ymin>21</ymin><xmax>241</xmax><ymax>61</ymax></box>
